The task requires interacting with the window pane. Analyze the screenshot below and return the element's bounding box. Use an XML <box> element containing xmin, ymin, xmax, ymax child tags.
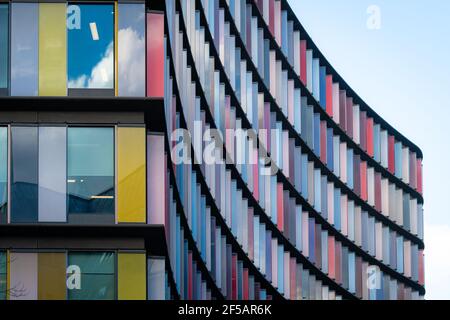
<box><xmin>68</xmin><ymin>127</ymin><xmax>114</xmax><ymax>216</ymax></box>
<box><xmin>10</xmin><ymin>252</ymin><xmax>38</xmax><ymax>300</ymax></box>
<box><xmin>0</xmin><ymin>4</ymin><xmax>8</xmax><ymax>94</ymax></box>
<box><xmin>67</xmin><ymin>252</ymin><xmax>115</xmax><ymax>300</ymax></box>
<box><xmin>147</xmin><ymin>257</ymin><xmax>166</xmax><ymax>300</ymax></box>
<box><xmin>38</xmin><ymin>127</ymin><xmax>67</xmax><ymax>222</ymax></box>
<box><xmin>38</xmin><ymin>253</ymin><xmax>66</xmax><ymax>300</ymax></box>
<box><xmin>68</xmin><ymin>4</ymin><xmax>114</xmax><ymax>89</ymax></box>
<box><xmin>11</xmin><ymin>126</ymin><xmax>38</xmax><ymax>223</ymax></box>
<box><xmin>0</xmin><ymin>128</ymin><xmax>7</xmax><ymax>224</ymax></box>
<box><xmin>117</xmin><ymin>127</ymin><xmax>146</xmax><ymax>223</ymax></box>
<box><xmin>11</xmin><ymin>3</ymin><xmax>38</xmax><ymax>96</ymax></box>
<box><xmin>118</xmin><ymin>3</ymin><xmax>145</xmax><ymax>96</ymax></box>
<box><xmin>118</xmin><ymin>253</ymin><xmax>146</xmax><ymax>300</ymax></box>
<box><xmin>39</xmin><ymin>3</ymin><xmax>67</xmax><ymax>96</ymax></box>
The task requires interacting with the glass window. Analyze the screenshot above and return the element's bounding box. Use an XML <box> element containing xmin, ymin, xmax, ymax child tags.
<box><xmin>68</xmin><ymin>4</ymin><xmax>114</xmax><ymax>89</ymax></box>
<box><xmin>0</xmin><ymin>251</ymin><xmax>6</xmax><ymax>300</ymax></box>
<box><xmin>10</xmin><ymin>252</ymin><xmax>38</xmax><ymax>300</ymax></box>
<box><xmin>67</xmin><ymin>252</ymin><xmax>115</xmax><ymax>300</ymax></box>
<box><xmin>11</xmin><ymin>3</ymin><xmax>38</xmax><ymax>96</ymax></box>
<box><xmin>39</xmin><ymin>3</ymin><xmax>67</xmax><ymax>96</ymax></box>
<box><xmin>0</xmin><ymin>128</ymin><xmax>7</xmax><ymax>224</ymax></box>
<box><xmin>67</xmin><ymin>127</ymin><xmax>114</xmax><ymax>218</ymax></box>
<box><xmin>11</xmin><ymin>126</ymin><xmax>39</xmax><ymax>223</ymax></box>
<box><xmin>118</xmin><ymin>3</ymin><xmax>145</xmax><ymax>96</ymax></box>
<box><xmin>0</xmin><ymin>4</ymin><xmax>8</xmax><ymax>95</ymax></box>
<box><xmin>38</xmin><ymin>127</ymin><xmax>67</xmax><ymax>222</ymax></box>
<box><xmin>148</xmin><ymin>257</ymin><xmax>166</xmax><ymax>300</ymax></box>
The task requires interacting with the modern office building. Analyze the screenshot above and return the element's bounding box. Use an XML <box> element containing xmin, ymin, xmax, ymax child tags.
<box><xmin>0</xmin><ymin>0</ymin><xmax>424</xmax><ymax>300</ymax></box>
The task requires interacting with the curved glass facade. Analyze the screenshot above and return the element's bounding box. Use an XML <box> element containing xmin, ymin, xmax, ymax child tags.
<box><xmin>0</xmin><ymin>0</ymin><xmax>424</xmax><ymax>300</ymax></box>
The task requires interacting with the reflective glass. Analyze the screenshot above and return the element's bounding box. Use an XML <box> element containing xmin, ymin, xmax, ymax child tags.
<box><xmin>67</xmin><ymin>127</ymin><xmax>114</xmax><ymax>216</ymax></box>
<box><xmin>11</xmin><ymin>3</ymin><xmax>38</xmax><ymax>96</ymax></box>
<box><xmin>118</xmin><ymin>3</ymin><xmax>145</xmax><ymax>96</ymax></box>
<box><xmin>68</xmin><ymin>4</ymin><xmax>114</xmax><ymax>89</ymax></box>
<box><xmin>67</xmin><ymin>252</ymin><xmax>115</xmax><ymax>300</ymax></box>
<box><xmin>11</xmin><ymin>126</ymin><xmax>38</xmax><ymax>223</ymax></box>
<box><xmin>0</xmin><ymin>4</ymin><xmax>8</xmax><ymax>93</ymax></box>
<box><xmin>38</xmin><ymin>127</ymin><xmax>67</xmax><ymax>222</ymax></box>
<box><xmin>0</xmin><ymin>128</ymin><xmax>7</xmax><ymax>223</ymax></box>
<box><xmin>148</xmin><ymin>257</ymin><xmax>165</xmax><ymax>300</ymax></box>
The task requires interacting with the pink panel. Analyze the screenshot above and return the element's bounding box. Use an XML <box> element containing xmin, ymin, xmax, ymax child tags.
<box><xmin>328</xmin><ymin>236</ymin><xmax>335</xmax><ymax>279</ymax></box>
<box><xmin>417</xmin><ymin>158</ymin><xmax>423</xmax><ymax>194</ymax></box>
<box><xmin>148</xmin><ymin>134</ymin><xmax>165</xmax><ymax>225</ymax></box>
<box><xmin>300</xmin><ymin>40</ymin><xmax>307</xmax><ymax>84</ymax></box>
<box><xmin>146</xmin><ymin>13</ymin><xmax>164</xmax><ymax>97</ymax></box>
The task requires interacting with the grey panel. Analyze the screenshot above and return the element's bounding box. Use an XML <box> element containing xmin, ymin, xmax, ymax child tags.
<box><xmin>38</xmin><ymin>126</ymin><xmax>67</xmax><ymax>222</ymax></box>
<box><xmin>11</xmin><ymin>3</ymin><xmax>38</xmax><ymax>96</ymax></box>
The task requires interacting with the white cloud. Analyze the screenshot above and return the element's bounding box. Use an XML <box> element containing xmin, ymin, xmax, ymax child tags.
<box><xmin>425</xmin><ymin>223</ymin><xmax>450</xmax><ymax>300</ymax></box>
<box><xmin>118</xmin><ymin>27</ymin><xmax>145</xmax><ymax>96</ymax></box>
<box><xmin>68</xmin><ymin>42</ymin><xmax>114</xmax><ymax>89</ymax></box>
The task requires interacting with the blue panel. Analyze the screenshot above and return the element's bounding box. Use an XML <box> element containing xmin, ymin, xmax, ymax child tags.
<box><xmin>0</xmin><ymin>4</ymin><xmax>8</xmax><ymax>91</ymax></box>
<box><xmin>327</xmin><ymin>128</ymin><xmax>334</xmax><ymax>171</ymax></box>
<box><xmin>334</xmin><ymin>189</ymin><xmax>341</xmax><ymax>230</ymax></box>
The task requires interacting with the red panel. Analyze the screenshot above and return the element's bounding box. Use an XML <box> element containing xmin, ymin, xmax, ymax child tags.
<box><xmin>419</xmin><ymin>250</ymin><xmax>425</xmax><ymax>285</ymax></box>
<box><xmin>243</xmin><ymin>268</ymin><xmax>249</xmax><ymax>300</ymax></box>
<box><xmin>269</xmin><ymin>0</ymin><xmax>275</xmax><ymax>36</ymax></box>
<box><xmin>277</xmin><ymin>183</ymin><xmax>284</xmax><ymax>232</ymax></box>
<box><xmin>300</xmin><ymin>40</ymin><xmax>307</xmax><ymax>84</ymax></box>
<box><xmin>388</xmin><ymin>135</ymin><xmax>395</xmax><ymax>174</ymax></box>
<box><xmin>328</xmin><ymin>236</ymin><xmax>335</xmax><ymax>279</ymax></box>
<box><xmin>366</xmin><ymin>117</ymin><xmax>374</xmax><ymax>157</ymax></box>
<box><xmin>326</xmin><ymin>75</ymin><xmax>333</xmax><ymax>116</ymax></box>
<box><xmin>147</xmin><ymin>13</ymin><xmax>165</xmax><ymax>97</ymax></box>
<box><xmin>360</xmin><ymin>161</ymin><xmax>367</xmax><ymax>201</ymax></box>
<box><xmin>417</xmin><ymin>158</ymin><xmax>423</xmax><ymax>194</ymax></box>
<box><xmin>320</xmin><ymin>121</ymin><xmax>327</xmax><ymax>163</ymax></box>
<box><xmin>375</xmin><ymin>172</ymin><xmax>382</xmax><ymax>212</ymax></box>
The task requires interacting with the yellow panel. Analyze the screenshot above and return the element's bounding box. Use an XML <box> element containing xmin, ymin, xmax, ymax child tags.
<box><xmin>39</xmin><ymin>3</ymin><xmax>67</xmax><ymax>96</ymax></box>
<box><xmin>38</xmin><ymin>253</ymin><xmax>66</xmax><ymax>300</ymax></box>
<box><xmin>118</xmin><ymin>253</ymin><xmax>146</xmax><ymax>300</ymax></box>
<box><xmin>117</xmin><ymin>127</ymin><xmax>146</xmax><ymax>223</ymax></box>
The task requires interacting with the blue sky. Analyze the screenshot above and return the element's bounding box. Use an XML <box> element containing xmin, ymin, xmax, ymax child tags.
<box><xmin>288</xmin><ymin>0</ymin><xmax>450</xmax><ymax>299</ymax></box>
<box><xmin>68</xmin><ymin>4</ymin><xmax>114</xmax><ymax>88</ymax></box>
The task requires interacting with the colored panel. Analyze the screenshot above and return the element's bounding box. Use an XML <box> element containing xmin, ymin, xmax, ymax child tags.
<box><xmin>118</xmin><ymin>127</ymin><xmax>146</xmax><ymax>223</ymax></box>
<box><xmin>118</xmin><ymin>253</ymin><xmax>146</xmax><ymax>300</ymax></box>
<box><xmin>0</xmin><ymin>128</ymin><xmax>6</xmax><ymax>223</ymax></box>
<box><xmin>68</xmin><ymin>128</ymin><xmax>114</xmax><ymax>217</ymax></box>
<box><xmin>326</xmin><ymin>75</ymin><xmax>333</xmax><ymax>116</ymax></box>
<box><xmin>148</xmin><ymin>134</ymin><xmax>165</xmax><ymax>224</ymax></box>
<box><xmin>11</xmin><ymin>3</ymin><xmax>38</xmax><ymax>96</ymax></box>
<box><xmin>38</xmin><ymin>253</ymin><xmax>66</xmax><ymax>300</ymax></box>
<box><xmin>118</xmin><ymin>3</ymin><xmax>145</xmax><ymax>96</ymax></box>
<box><xmin>68</xmin><ymin>4</ymin><xmax>114</xmax><ymax>89</ymax></box>
<box><xmin>0</xmin><ymin>251</ymin><xmax>6</xmax><ymax>300</ymax></box>
<box><xmin>148</xmin><ymin>257</ymin><xmax>165</xmax><ymax>300</ymax></box>
<box><xmin>388</xmin><ymin>135</ymin><xmax>395</xmax><ymax>174</ymax></box>
<box><xmin>146</xmin><ymin>12</ymin><xmax>164</xmax><ymax>97</ymax></box>
<box><xmin>10</xmin><ymin>252</ymin><xmax>38</xmax><ymax>300</ymax></box>
<box><xmin>67</xmin><ymin>252</ymin><xmax>115</xmax><ymax>300</ymax></box>
<box><xmin>300</xmin><ymin>40</ymin><xmax>307</xmax><ymax>84</ymax></box>
<box><xmin>39</xmin><ymin>3</ymin><xmax>67</xmax><ymax>96</ymax></box>
<box><xmin>11</xmin><ymin>126</ymin><xmax>38</xmax><ymax>223</ymax></box>
<box><xmin>0</xmin><ymin>4</ymin><xmax>8</xmax><ymax>93</ymax></box>
<box><xmin>39</xmin><ymin>127</ymin><xmax>67</xmax><ymax>222</ymax></box>
<box><xmin>366</xmin><ymin>118</ymin><xmax>374</xmax><ymax>157</ymax></box>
